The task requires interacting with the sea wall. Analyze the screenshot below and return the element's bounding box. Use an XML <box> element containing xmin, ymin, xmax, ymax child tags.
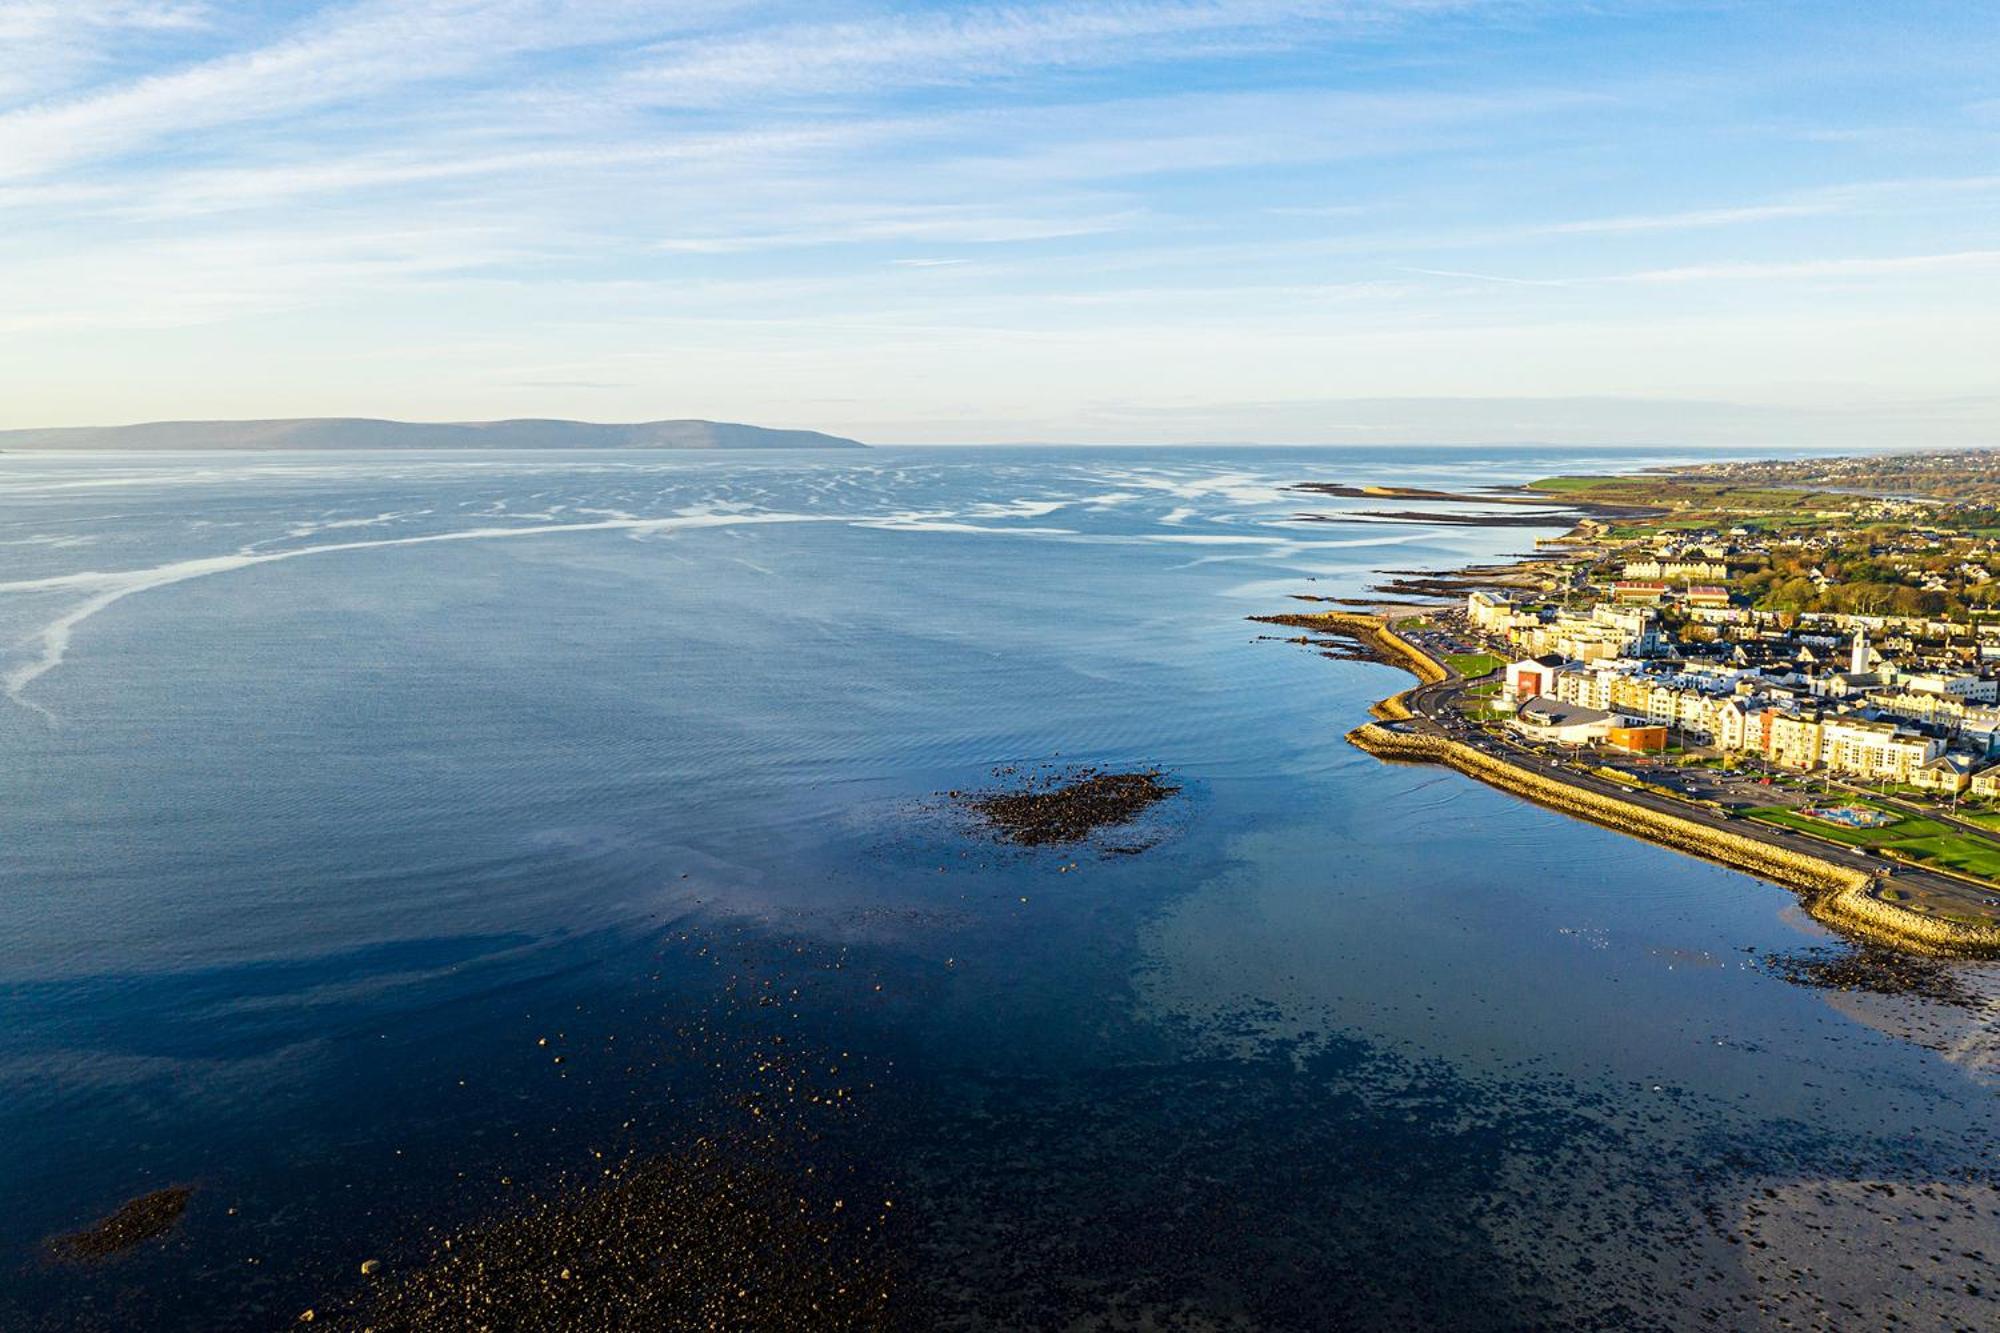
<box><xmin>1820</xmin><ymin>881</ymin><xmax>2000</xmax><ymax>955</ymax></box>
<box><xmin>1369</xmin><ymin>694</ymin><xmax>1415</xmax><ymax>722</ymax></box>
<box><xmin>1348</xmin><ymin>614</ymin><xmax>1448</xmax><ymax>685</ymax></box>
<box><xmin>1253</xmin><ymin>610</ymin><xmax>1448</xmax><ymax>687</ymax></box>
<box><xmin>1348</xmin><ymin>724</ymin><xmax>2000</xmax><ymax>957</ymax></box>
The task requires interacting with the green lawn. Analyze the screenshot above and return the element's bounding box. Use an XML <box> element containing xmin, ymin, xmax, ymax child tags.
<box><xmin>1748</xmin><ymin>802</ymin><xmax>2000</xmax><ymax>882</ymax></box>
<box><xmin>1891</xmin><ymin>835</ymin><xmax>2000</xmax><ymax>880</ymax></box>
<box><xmin>1748</xmin><ymin>808</ymin><xmax>1884</xmax><ymax>845</ymax></box>
<box><xmin>1445</xmin><ymin>652</ymin><xmax>1505</xmax><ymax>678</ymax></box>
<box><xmin>1605</xmin><ymin>517</ymin><xmax>1726</xmax><ymax>538</ymax></box>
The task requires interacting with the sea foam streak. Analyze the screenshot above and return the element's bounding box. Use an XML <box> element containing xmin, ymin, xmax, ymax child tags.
<box><xmin>0</xmin><ymin>511</ymin><xmax>825</xmax><ymax>717</ymax></box>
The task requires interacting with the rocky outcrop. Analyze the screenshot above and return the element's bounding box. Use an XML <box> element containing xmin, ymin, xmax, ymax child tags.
<box><xmin>1251</xmin><ymin>611</ymin><xmax>1447</xmax><ymax>686</ymax></box>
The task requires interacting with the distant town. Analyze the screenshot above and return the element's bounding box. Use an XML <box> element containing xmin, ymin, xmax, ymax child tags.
<box><xmin>1286</xmin><ymin>449</ymin><xmax>2000</xmax><ymax>953</ymax></box>
<box><xmin>1474</xmin><ymin>458</ymin><xmax>2000</xmax><ymax>800</ymax></box>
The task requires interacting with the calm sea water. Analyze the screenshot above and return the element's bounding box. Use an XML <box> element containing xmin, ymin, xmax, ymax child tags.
<box><xmin>2</xmin><ymin>447</ymin><xmax>1994</xmax><ymax>1330</ymax></box>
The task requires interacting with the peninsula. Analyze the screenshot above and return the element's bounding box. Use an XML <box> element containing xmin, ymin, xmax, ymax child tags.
<box><xmin>0</xmin><ymin>417</ymin><xmax>867</xmax><ymax>451</ymax></box>
<box><xmin>1271</xmin><ymin>453</ymin><xmax>2000</xmax><ymax>957</ymax></box>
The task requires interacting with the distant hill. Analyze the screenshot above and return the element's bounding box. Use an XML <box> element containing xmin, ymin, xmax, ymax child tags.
<box><xmin>0</xmin><ymin>417</ymin><xmax>867</xmax><ymax>451</ymax></box>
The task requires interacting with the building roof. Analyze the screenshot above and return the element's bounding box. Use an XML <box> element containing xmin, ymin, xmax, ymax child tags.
<box><xmin>1516</xmin><ymin>698</ymin><xmax>1614</xmax><ymax>728</ymax></box>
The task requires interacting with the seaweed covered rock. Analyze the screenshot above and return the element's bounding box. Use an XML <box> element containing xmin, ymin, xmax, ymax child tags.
<box><xmin>956</xmin><ymin>767</ymin><xmax>1179</xmax><ymax>847</ymax></box>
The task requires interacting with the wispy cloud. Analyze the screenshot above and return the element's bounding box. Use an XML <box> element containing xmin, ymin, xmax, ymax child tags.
<box><xmin>0</xmin><ymin>1</ymin><xmax>740</xmax><ymax>179</ymax></box>
<box><xmin>1</xmin><ymin>0</ymin><xmax>1996</xmax><ymax>442</ymax></box>
<box><xmin>618</xmin><ymin>1</ymin><xmax>1497</xmax><ymax>106</ymax></box>
<box><xmin>0</xmin><ymin>0</ymin><xmax>212</xmax><ymax>102</ymax></box>
<box><xmin>1622</xmin><ymin>249</ymin><xmax>2000</xmax><ymax>284</ymax></box>
<box><xmin>652</xmin><ymin>201</ymin><xmax>1142</xmax><ymax>254</ymax></box>
<box><xmin>1394</xmin><ymin>247</ymin><xmax>2000</xmax><ymax>290</ymax></box>
<box><xmin>1533</xmin><ymin>201</ymin><xmax>1833</xmax><ymax>235</ymax></box>
<box><xmin>1395</xmin><ymin>265</ymin><xmax>1569</xmax><ymax>286</ymax></box>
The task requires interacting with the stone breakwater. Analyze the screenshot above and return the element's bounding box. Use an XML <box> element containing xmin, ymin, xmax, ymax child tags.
<box><xmin>1250</xmin><ymin>611</ymin><xmax>1441</xmax><ymax>722</ymax></box>
<box><xmin>1349</xmin><ymin>724</ymin><xmax>2000</xmax><ymax>957</ymax></box>
<box><xmin>1335</xmin><ymin>612</ymin><xmax>1448</xmax><ymax>686</ymax></box>
<box><xmin>1251</xmin><ymin>611</ymin><xmax>1447</xmax><ymax>684</ymax></box>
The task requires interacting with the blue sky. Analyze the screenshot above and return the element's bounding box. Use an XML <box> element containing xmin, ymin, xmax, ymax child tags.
<box><xmin>2</xmin><ymin>0</ymin><xmax>1996</xmax><ymax>443</ymax></box>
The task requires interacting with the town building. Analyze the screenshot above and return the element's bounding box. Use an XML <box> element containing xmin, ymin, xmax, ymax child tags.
<box><xmin>1820</xmin><ymin>715</ymin><xmax>1945</xmax><ymax>784</ymax></box>
<box><xmin>1912</xmin><ymin>754</ymin><xmax>1975</xmax><ymax>796</ymax></box>
<box><xmin>1503</xmin><ymin>654</ymin><xmax>1566</xmax><ymax>703</ymax></box>
<box><xmin>1621</xmin><ymin>560</ymin><xmax>1727</xmax><ymax>581</ymax></box>
<box><xmin>1512</xmin><ymin>698</ymin><xmax>1630</xmax><ymax>746</ymax></box>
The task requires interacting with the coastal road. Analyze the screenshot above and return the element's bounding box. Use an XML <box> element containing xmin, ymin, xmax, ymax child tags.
<box><xmin>1384</xmin><ymin>632</ymin><xmax>2000</xmax><ymax>939</ymax></box>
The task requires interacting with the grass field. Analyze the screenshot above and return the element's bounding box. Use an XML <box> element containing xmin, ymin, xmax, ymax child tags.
<box><xmin>1748</xmin><ymin>808</ymin><xmax>1886</xmax><ymax>845</ymax></box>
<box><xmin>1445</xmin><ymin>652</ymin><xmax>1505</xmax><ymax>678</ymax></box>
<box><xmin>1893</xmin><ymin>835</ymin><xmax>2000</xmax><ymax>880</ymax></box>
<box><xmin>1748</xmin><ymin>801</ymin><xmax>2000</xmax><ymax>881</ymax></box>
<box><xmin>1526</xmin><ymin>474</ymin><xmax>1848</xmax><ymax>542</ymax></box>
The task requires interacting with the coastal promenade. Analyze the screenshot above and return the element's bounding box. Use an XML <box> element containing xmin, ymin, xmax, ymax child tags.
<box><xmin>1322</xmin><ymin>612</ymin><xmax>2000</xmax><ymax>957</ymax></box>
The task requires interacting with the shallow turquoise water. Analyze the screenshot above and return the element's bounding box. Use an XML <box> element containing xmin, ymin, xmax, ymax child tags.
<box><xmin>1</xmin><ymin>447</ymin><xmax>1994</xmax><ymax>1329</ymax></box>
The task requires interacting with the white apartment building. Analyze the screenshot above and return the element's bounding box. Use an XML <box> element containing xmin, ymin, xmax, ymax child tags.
<box><xmin>1621</xmin><ymin>560</ymin><xmax>1727</xmax><ymax>581</ymax></box>
<box><xmin>1466</xmin><ymin>590</ymin><xmax>1543</xmax><ymax>635</ymax></box>
<box><xmin>1904</xmin><ymin>672</ymin><xmax>1998</xmax><ymax>704</ymax></box>
<box><xmin>1516</xmin><ymin>606</ymin><xmax>1662</xmax><ymax>663</ymax></box>
<box><xmin>1548</xmin><ymin>665</ymin><xmax>1751</xmax><ymax>746</ymax></box>
<box><xmin>1820</xmin><ymin>716</ymin><xmax>1945</xmax><ymax>784</ymax></box>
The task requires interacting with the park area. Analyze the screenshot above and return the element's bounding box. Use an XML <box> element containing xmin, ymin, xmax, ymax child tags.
<box><xmin>1444</xmin><ymin>651</ymin><xmax>1505</xmax><ymax>678</ymax></box>
<box><xmin>1749</xmin><ymin>797</ymin><xmax>2000</xmax><ymax>883</ymax></box>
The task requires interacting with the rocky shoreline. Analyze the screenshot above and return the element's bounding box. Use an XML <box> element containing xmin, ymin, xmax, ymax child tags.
<box><xmin>1351</xmin><ymin>721</ymin><xmax>2000</xmax><ymax>956</ymax></box>
<box><xmin>1287</xmin><ymin>480</ymin><xmax>1665</xmax><ymax>530</ymax></box>
<box><xmin>1251</xmin><ymin>467</ymin><xmax>2000</xmax><ymax>960</ymax></box>
<box><xmin>1266</xmin><ymin>477</ymin><xmax>2000</xmax><ymax>957</ymax></box>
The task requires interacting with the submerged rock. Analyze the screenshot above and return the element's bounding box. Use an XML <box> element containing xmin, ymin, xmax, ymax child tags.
<box><xmin>1758</xmin><ymin>943</ymin><xmax>1990</xmax><ymax>1010</ymax></box>
<box><xmin>48</xmin><ymin>1186</ymin><xmax>192</xmax><ymax>1262</ymax></box>
<box><xmin>956</xmin><ymin>766</ymin><xmax>1179</xmax><ymax>847</ymax></box>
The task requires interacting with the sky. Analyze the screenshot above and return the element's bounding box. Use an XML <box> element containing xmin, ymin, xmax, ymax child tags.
<box><xmin>1</xmin><ymin>0</ymin><xmax>1996</xmax><ymax>446</ymax></box>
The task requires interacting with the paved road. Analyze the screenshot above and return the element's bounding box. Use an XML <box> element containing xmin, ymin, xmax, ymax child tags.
<box><xmin>1386</xmin><ymin>630</ymin><xmax>2000</xmax><ymax>935</ymax></box>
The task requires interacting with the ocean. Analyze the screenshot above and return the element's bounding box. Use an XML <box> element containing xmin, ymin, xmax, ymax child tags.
<box><xmin>2</xmin><ymin>446</ymin><xmax>1994</xmax><ymax>1330</ymax></box>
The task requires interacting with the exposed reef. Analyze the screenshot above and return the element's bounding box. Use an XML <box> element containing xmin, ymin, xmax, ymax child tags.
<box><xmin>47</xmin><ymin>1188</ymin><xmax>192</xmax><ymax>1262</ymax></box>
<box><xmin>953</xmin><ymin>766</ymin><xmax>1179</xmax><ymax>847</ymax></box>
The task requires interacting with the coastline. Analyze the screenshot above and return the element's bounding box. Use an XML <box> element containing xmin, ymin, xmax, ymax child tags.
<box><xmin>1314</xmin><ymin>610</ymin><xmax>2000</xmax><ymax>958</ymax></box>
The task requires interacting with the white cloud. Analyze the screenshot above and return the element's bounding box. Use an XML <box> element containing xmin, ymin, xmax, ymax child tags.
<box><xmin>1622</xmin><ymin>249</ymin><xmax>2000</xmax><ymax>284</ymax></box>
<box><xmin>0</xmin><ymin>0</ymin><xmax>212</xmax><ymax>104</ymax></box>
<box><xmin>0</xmin><ymin>0</ymin><xmax>743</xmax><ymax>179</ymax></box>
<box><xmin>0</xmin><ymin>0</ymin><xmax>1995</xmax><ymax>443</ymax></box>
<box><xmin>619</xmin><ymin>1</ymin><xmax>1497</xmax><ymax>106</ymax></box>
<box><xmin>1534</xmin><ymin>202</ymin><xmax>1832</xmax><ymax>235</ymax></box>
<box><xmin>652</xmin><ymin>202</ymin><xmax>1142</xmax><ymax>253</ymax></box>
<box><xmin>0</xmin><ymin>221</ymin><xmax>534</xmax><ymax>332</ymax></box>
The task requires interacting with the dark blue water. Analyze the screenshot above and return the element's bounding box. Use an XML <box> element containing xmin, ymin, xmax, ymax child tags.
<box><xmin>2</xmin><ymin>448</ymin><xmax>1994</xmax><ymax>1330</ymax></box>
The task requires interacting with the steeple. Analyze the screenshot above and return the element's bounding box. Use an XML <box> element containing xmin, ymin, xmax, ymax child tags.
<box><xmin>1850</xmin><ymin>630</ymin><xmax>1870</xmax><ymax>676</ymax></box>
